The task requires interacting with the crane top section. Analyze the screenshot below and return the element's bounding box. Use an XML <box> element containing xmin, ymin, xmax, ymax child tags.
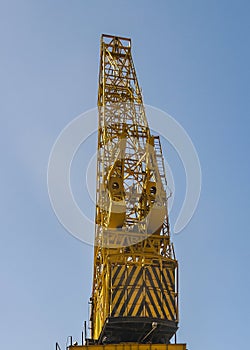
<box><xmin>96</xmin><ymin>34</ymin><xmax>170</xmax><ymax>246</ymax></box>
<box><xmin>98</xmin><ymin>34</ymin><xmax>145</xmax><ymax>126</ymax></box>
<box><xmin>101</xmin><ymin>34</ymin><xmax>131</xmax><ymax>47</ymax></box>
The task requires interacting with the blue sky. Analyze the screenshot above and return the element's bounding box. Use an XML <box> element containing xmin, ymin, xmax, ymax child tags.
<box><xmin>1</xmin><ymin>1</ymin><xmax>250</xmax><ymax>350</ymax></box>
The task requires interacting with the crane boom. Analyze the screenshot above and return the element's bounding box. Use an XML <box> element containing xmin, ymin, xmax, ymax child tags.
<box><xmin>91</xmin><ymin>34</ymin><xmax>178</xmax><ymax>345</ymax></box>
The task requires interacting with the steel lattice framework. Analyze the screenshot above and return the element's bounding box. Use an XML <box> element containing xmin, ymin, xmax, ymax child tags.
<box><xmin>90</xmin><ymin>35</ymin><xmax>178</xmax><ymax>345</ymax></box>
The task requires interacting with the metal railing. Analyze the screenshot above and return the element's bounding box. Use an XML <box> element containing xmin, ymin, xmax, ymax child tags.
<box><xmin>56</xmin><ymin>342</ymin><xmax>62</xmax><ymax>350</ymax></box>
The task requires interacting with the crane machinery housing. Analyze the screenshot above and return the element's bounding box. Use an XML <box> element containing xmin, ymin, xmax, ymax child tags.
<box><xmin>58</xmin><ymin>34</ymin><xmax>187</xmax><ymax>350</ymax></box>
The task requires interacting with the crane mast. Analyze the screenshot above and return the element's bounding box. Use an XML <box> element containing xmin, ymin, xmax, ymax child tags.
<box><xmin>91</xmin><ymin>34</ymin><xmax>178</xmax><ymax>345</ymax></box>
<box><xmin>62</xmin><ymin>34</ymin><xmax>187</xmax><ymax>350</ymax></box>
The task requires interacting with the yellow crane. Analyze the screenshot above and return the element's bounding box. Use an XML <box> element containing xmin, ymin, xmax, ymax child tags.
<box><xmin>60</xmin><ymin>34</ymin><xmax>186</xmax><ymax>350</ymax></box>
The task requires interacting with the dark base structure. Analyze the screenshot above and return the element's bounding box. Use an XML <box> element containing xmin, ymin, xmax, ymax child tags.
<box><xmin>97</xmin><ymin>317</ymin><xmax>178</xmax><ymax>345</ymax></box>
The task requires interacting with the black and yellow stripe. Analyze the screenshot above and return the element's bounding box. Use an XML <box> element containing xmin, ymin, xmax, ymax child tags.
<box><xmin>110</xmin><ymin>264</ymin><xmax>177</xmax><ymax>321</ymax></box>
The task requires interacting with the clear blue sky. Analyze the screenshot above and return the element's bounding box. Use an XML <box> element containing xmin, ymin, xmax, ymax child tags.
<box><xmin>1</xmin><ymin>1</ymin><xmax>250</xmax><ymax>350</ymax></box>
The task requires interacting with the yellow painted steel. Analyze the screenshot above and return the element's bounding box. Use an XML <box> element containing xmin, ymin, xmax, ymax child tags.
<box><xmin>69</xmin><ymin>345</ymin><xmax>186</xmax><ymax>350</ymax></box>
<box><xmin>91</xmin><ymin>34</ymin><xmax>179</xmax><ymax>342</ymax></box>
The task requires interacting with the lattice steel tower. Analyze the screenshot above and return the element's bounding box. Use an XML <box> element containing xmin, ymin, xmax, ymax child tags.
<box><xmin>90</xmin><ymin>34</ymin><xmax>179</xmax><ymax>345</ymax></box>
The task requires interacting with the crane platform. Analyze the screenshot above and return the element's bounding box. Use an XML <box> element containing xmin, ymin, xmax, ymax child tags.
<box><xmin>68</xmin><ymin>344</ymin><xmax>186</xmax><ymax>350</ymax></box>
